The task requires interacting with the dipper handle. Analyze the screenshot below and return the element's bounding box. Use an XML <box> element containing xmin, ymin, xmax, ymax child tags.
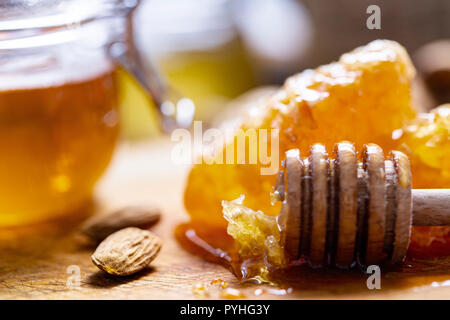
<box><xmin>412</xmin><ymin>189</ymin><xmax>450</xmax><ymax>226</ymax></box>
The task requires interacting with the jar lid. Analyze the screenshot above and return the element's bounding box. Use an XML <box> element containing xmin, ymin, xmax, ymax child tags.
<box><xmin>0</xmin><ymin>0</ymin><xmax>138</xmax><ymax>50</ymax></box>
<box><xmin>0</xmin><ymin>0</ymin><xmax>137</xmax><ymax>30</ymax></box>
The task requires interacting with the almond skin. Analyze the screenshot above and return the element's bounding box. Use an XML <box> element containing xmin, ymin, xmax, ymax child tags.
<box><xmin>91</xmin><ymin>227</ymin><xmax>162</xmax><ymax>276</ymax></box>
<box><xmin>81</xmin><ymin>206</ymin><xmax>161</xmax><ymax>242</ymax></box>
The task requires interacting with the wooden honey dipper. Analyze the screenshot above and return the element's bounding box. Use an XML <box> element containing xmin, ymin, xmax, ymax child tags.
<box><xmin>274</xmin><ymin>142</ymin><xmax>450</xmax><ymax>268</ymax></box>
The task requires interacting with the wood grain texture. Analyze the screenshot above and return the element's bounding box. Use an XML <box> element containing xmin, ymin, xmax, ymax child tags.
<box><xmin>309</xmin><ymin>144</ymin><xmax>328</xmax><ymax>266</ymax></box>
<box><xmin>334</xmin><ymin>142</ymin><xmax>358</xmax><ymax>268</ymax></box>
<box><xmin>280</xmin><ymin>149</ymin><xmax>302</xmax><ymax>261</ymax></box>
<box><xmin>0</xmin><ymin>139</ymin><xmax>449</xmax><ymax>300</ymax></box>
<box><xmin>391</xmin><ymin>151</ymin><xmax>412</xmax><ymax>264</ymax></box>
<box><xmin>413</xmin><ymin>189</ymin><xmax>450</xmax><ymax>226</ymax></box>
<box><xmin>363</xmin><ymin>144</ymin><xmax>386</xmax><ymax>265</ymax></box>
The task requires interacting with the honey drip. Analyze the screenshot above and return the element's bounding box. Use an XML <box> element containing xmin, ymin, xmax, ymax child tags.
<box><xmin>176</xmin><ymin>219</ymin><xmax>450</xmax><ymax>293</ymax></box>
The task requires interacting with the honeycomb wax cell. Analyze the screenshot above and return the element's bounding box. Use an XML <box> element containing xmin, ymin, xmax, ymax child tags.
<box><xmin>185</xmin><ymin>40</ymin><xmax>417</xmax><ymax>228</ymax></box>
<box><xmin>223</xmin><ymin>195</ymin><xmax>284</xmax><ymax>266</ymax></box>
<box><xmin>222</xmin><ymin>195</ymin><xmax>284</xmax><ymax>282</ymax></box>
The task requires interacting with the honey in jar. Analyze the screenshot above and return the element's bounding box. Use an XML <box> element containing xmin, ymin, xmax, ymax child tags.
<box><xmin>0</xmin><ymin>0</ymin><xmax>147</xmax><ymax>226</ymax></box>
<box><xmin>0</xmin><ymin>56</ymin><xmax>119</xmax><ymax>226</ymax></box>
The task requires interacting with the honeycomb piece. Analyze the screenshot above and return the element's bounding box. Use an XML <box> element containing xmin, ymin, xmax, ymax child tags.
<box><xmin>222</xmin><ymin>195</ymin><xmax>284</xmax><ymax>268</ymax></box>
<box><xmin>397</xmin><ymin>104</ymin><xmax>450</xmax><ymax>188</ymax></box>
<box><xmin>222</xmin><ymin>195</ymin><xmax>283</xmax><ymax>282</ymax></box>
<box><xmin>185</xmin><ymin>40</ymin><xmax>417</xmax><ymax>228</ymax></box>
<box><xmin>397</xmin><ymin>104</ymin><xmax>450</xmax><ymax>256</ymax></box>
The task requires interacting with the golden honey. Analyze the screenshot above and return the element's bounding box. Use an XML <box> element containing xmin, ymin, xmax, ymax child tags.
<box><xmin>0</xmin><ymin>65</ymin><xmax>119</xmax><ymax>226</ymax></box>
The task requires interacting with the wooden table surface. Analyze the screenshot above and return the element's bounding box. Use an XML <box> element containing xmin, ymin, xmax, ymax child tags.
<box><xmin>1</xmin><ymin>139</ymin><xmax>449</xmax><ymax>300</ymax></box>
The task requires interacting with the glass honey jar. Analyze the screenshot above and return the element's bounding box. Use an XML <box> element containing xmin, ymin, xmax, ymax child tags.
<box><xmin>0</xmin><ymin>0</ymin><xmax>166</xmax><ymax>226</ymax></box>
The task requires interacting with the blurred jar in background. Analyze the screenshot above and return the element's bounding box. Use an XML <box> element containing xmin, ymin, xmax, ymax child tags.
<box><xmin>232</xmin><ymin>0</ymin><xmax>313</xmax><ymax>83</ymax></box>
<box><xmin>123</xmin><ymin>0</ymin><xmax>313</xmax><ymax>139</ymax></box>
<box><xmin>122</xmin><ymin>0</ymin><xmax>256</xmax><ymax>138</ymax></box>
<box><xmin>0</xmin><ymin>0</ymin><xmax>137</xmax><ymax>226</ymax></box>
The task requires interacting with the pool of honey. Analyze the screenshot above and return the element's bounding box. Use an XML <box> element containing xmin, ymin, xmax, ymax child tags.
<box><xmin>0</xmin><ymin>64</ymin><xmax>119</xmax><ymax>226</ymax></box>
<box><xmin>176</xmin><ymin>222</ymin><xmax>450</xmax><ymax>295</ymax></box>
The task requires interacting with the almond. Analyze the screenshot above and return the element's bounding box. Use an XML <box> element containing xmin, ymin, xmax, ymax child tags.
<box><xmin>81</xmin><ymin>206</ymin><xmax>161</xmax><ymax>242</ymax></box>
<box><xmin>91</xmin><ymin>227</ymin><xmax>162</xmax><ymax>276</ymax></box>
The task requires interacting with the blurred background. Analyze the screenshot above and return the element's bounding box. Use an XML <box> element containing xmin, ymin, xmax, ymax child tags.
<box><xmin>120</xmin><ymin>0</ymin><xmax>450</xmax><ymax>139</ymax></box>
